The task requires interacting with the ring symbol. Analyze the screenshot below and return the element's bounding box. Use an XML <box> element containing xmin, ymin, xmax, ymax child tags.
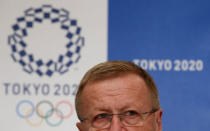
<box><xmin>16</xmin><ymin>100</ymin><xmax>35</xmax><ymax>118</ymax></box>
<box><xmin>36</xmin><ymin>100</ymin><xmax>54</xmax><ymax>118</ymax></box>
<box><xmin>25</xmin><ymin>108</ymin><xmax>44</xmax><ymax>126</ymax></box>
<box><xmin>55</xmin><ymin>100</ymin><xmax>74</xmax><ymax>119</ymax></box>
<box><xmin>45</xmin><ymin>109</ymin><xmax>63</xmax><ymax>127</ymax></box>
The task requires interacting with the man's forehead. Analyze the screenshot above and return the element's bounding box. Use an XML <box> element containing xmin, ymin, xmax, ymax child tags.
<box><xmin>80</xmin><ymin>74</ymin><xmax>152</xmax><ymax>106</ymax></box>
<box><xmin>83</xmin><ymin>73</ymin><xmax>147</xmax><ymax>92</ymax></box>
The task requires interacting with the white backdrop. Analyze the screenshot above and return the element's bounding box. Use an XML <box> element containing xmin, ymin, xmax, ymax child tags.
<box><xmin>0</xmin><ymin>0</ymin><xmax>107</xmax><ymax>130</ymax></box>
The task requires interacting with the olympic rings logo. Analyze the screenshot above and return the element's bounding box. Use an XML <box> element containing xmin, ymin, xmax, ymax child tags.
<box><xmin>16</xmin><ymin>100</ymin><xmax>74</xmax><ymax>127</ymax></box>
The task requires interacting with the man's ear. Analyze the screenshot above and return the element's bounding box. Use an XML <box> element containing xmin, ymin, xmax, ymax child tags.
<box><xmin>76</xmin><ymin>122</ymin><xmax>83</xmax><ymax>131</ymax></box>
<box><xmin>155</xmin><ymin>109</ymin><xmax>163</xmax><ymax>131</ymax></box>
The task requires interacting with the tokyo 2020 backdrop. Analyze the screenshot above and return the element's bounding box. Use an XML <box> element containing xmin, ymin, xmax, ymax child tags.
<box><xmin>0</xmin><ymin>0</ymin><xmax>210</xmax><ymax>131</ymax></box>
<box><xmin>109</xmin><ymin>1</ymin><xmax>210</xmax><ymax>131</ymax></box>
<box><xmin>0</xmin><ymin>0</ymin><xmax>107</xmax><ymax>131</ymax></box>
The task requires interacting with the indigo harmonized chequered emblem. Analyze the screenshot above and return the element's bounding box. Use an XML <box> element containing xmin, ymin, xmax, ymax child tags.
<box><xmin>8</xmin><ymin>5</ymin><xmax>85</xmax><ymax>77</ymax></box>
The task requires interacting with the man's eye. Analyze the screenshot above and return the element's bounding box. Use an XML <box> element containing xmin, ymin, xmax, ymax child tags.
<box><xmin>125</xmin><ymin>110</ymin><xmax>139</xmax><ymax>116</ymax></box>
<box><xmin>94</xmin><ymin>113</ymin><xmax>108</xmax><ymax>120</ymax></box>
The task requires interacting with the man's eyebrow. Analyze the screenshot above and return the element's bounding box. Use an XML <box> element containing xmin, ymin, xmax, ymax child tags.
<box><xmin>120</xmin><ymin>104</ymin><xmax>140</xmax><ymax>111</ymax></box>
<box><xmin>93</xmin><ymin>106</ymin><xmax>111</xmax><ymax>112</ymax></box>
<box><xmin>93</xmin><ymin>104</ymin><xmax>141</xmax><ymax>113</ymax></box>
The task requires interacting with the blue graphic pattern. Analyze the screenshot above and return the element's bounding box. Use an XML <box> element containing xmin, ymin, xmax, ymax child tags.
<box><xmin>8</xmin><ymin>5</ymin><xmax>85</xmax><ymax>77</ymax></box>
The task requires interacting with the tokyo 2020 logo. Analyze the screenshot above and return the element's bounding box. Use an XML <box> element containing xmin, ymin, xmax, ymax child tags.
<box><xmin>16</xmin><ymin>100</ymin><xmax>74</xmax><ymax>127</ymax></box>
<box><xmin>8</xmin><ymin>5</ymin><xmax>85</xmax><ymax>77</ymax></box>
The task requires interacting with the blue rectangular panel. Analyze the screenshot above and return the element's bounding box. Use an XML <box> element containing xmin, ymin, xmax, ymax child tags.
<box><xmin>108</xmin><ymin>0</ymin><xmax>210</xmax><ymax>130</ymax></box>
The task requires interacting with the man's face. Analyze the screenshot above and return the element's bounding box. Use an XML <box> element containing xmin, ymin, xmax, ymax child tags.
<box><xmin>77</xmin><ymin>73</ymin><xmax>162</xmax><ymax>131</ymax></box>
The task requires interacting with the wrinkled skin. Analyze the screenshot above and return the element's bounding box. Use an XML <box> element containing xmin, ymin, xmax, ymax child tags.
<box><xmin>77</xmin><ymin>73</ymin><xmax>162</xmax><ymax>131</ymax></box>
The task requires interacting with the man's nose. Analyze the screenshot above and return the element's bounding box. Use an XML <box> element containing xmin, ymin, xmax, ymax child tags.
<box><xmin>109</xmin><ymin>116</ymin><xmax>126</xmax><ymax>131</ymax></box>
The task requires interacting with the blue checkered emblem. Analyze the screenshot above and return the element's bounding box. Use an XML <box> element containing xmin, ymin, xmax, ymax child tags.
<box><xmin>8</xmin><ymin>5</ymin><xmax>85</xmax><ymax>77</ymax></box>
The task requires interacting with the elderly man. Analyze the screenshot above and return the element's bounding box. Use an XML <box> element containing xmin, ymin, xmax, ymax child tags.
<box><xmin>75</xmin><ymin>61</ymin><xmax>162</xmax><ymax>131</ymax></box>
